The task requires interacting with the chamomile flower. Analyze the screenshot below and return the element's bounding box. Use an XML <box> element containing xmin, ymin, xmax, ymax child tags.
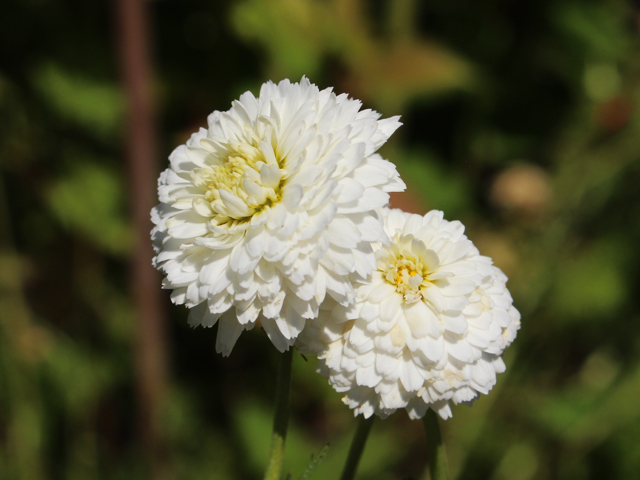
<box><xmin>152</xmin><ymin>78</ymin><xmax>405</xmax><ymax>355</ymax></box>
<box><xmin>297</xmin><ymin>208</ymin><xmax>520</xmax><ymax>419</ymax></box>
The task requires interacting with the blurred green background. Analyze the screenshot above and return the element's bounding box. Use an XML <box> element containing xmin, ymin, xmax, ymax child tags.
<box><xmin>2</xmin><ymin>0</ymin><xmax>640</xmax><ymax>479</ymax></box>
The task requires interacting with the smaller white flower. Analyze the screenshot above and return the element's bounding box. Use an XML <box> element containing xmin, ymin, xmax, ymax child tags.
<box><xmin>297</xmin><ymin>208</ymin><xmax>521</xmax><ymax>420</ymax></box>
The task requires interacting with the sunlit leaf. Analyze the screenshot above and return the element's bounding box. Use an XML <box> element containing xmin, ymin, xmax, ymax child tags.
<box><xmin>46</xmin><ymin>161</ymin><xmax>132</xmax><ymax>255</ymax></box>
<box><xmin>394</xmin><ymin>149</ymin><xmax>472</xmax><ymax>217</ymax></box>
<box><xmin>551</xmin><ymin>240</ymin><xmax>627</xmax><ymax>321</ymax></box>
<box><xmin>31</xmin><ymin>63</ymin><xmax>124</xmax><ymax>140</ymax></box>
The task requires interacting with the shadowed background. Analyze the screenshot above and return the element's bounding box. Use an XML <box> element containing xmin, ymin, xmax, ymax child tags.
<box><xmin>1</xmin><ymin>0</ymin><xmax>640</xmax><ymax>479</ymax></box>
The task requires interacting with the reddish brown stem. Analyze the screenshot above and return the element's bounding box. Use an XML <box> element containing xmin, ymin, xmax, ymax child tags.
<box><xmin>113</xmin><ymin>0</ymin><xmax>168</xmax><ymax>478</ymax></box>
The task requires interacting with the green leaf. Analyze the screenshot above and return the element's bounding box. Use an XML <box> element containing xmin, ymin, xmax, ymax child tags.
<box><xmin>297</xmin><ymin>445</ymin><xmax>329</xmax><ymax>480</ymax></box>
<box><xmin>231</xmin><ymin>0</ymin><xmax>326</xmax><ymax>79</ymax></box>
<box><xmin>31</xmin><ymin>63</ymin><xmax>124</xmax><ymax>140</ymax></box>
<box><xmin>552</xmin><ymin>2</ymin><xmax>628</xmax><ymax>61</ymax></box>
<box><xmin>44</xmin><ymin>338</ymin><xmax>116</xmax><ymax>415</ymax></box>
<box><xmin>46</xmin><ymin>161</ymin><xmax>132</xmax><ymax>255</ymax></box>
<box><xmin>551</xmin><ymin>239</ymin><xmax>627</xmax><ymax>321</ymax></box>
<box><xmin>394</xmin><ymin>150</ymin><xmax>472</xmax><ymax>218</ymax></box>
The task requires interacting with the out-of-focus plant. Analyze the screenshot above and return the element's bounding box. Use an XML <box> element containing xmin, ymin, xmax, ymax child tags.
<box><xmin>2</xmin><ymin>0</ymin><xmax>640</xmax><ymax>478</ymax></box>
<box><xmin>231</xmin><ymin>0</ymin><xmax>474</xmax><ymax>111</ymax></box>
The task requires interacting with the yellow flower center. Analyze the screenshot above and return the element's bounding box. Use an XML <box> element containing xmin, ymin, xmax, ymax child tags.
<box><xmin>384</xmin><ymin>255</ymin><xmax>430</xmax><ymax>303</ymax></box>
<box><xmin>376</xmin><ymin>234</ymin><xmax>441</xmax><ymax>304</ymax></box>
<box><xmin>191</xmin><ymin>139</ymin><xmax>286</xmax><ymax>226</ymax></box>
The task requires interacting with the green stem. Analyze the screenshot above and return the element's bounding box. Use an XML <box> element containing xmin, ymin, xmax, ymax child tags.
<box><xmin>264</xmin><ymin>347</ymin><xmax>294</xmax><ymax>480</ymax></box>
<box><xmin>422</xmin><ymin>409</ymin><xmax>449</xmax><ymax>480</ymax></box>
<box><xmin>339</xmin><ymin>415</ymin><xmax>374</xmax><ymax>480</ymax></box>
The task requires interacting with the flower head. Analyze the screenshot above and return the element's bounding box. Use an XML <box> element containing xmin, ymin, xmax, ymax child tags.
<box><xmin>297</xmin><ymin>208</ymin><xmax>520</xmax><ymax>419</ymax></box>
<box><xmin>152</xmin><ymin>78</ymin><xmax>405</xmax><ymax>355</ymax></box>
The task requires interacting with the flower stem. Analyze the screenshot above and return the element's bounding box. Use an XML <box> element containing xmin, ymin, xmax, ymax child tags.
<box><xmin>422</xmin><ymin>409</ymin><xmax>449</xmax><ymax>480</ymax></box>
<box><xmin>339</xmin><ymin>415</ymin><xmax>374</xmax><ymax>480</ymax></box>
<box><xmin>264</xmin><ymin>347</ymin><xmax>294</xmax><ymax>480</ymax></box>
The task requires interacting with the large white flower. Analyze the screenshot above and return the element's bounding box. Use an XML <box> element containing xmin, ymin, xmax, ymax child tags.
<box><xmin>151</xmin><ymin>78</ymin><xmax>405</xmax><ymax>355</ymax></box>
<box><xmin>297</xmin><ymin>208</ymin><xmax>520</xmax><ymax>420</ymax></box>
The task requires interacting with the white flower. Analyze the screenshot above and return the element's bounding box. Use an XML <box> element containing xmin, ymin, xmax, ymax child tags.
<box><xmin>151</xmin><ymin>78</ymin><xmax>405</xmax><ymax>355</ymax></box>
<box><xmin>297</xmin><ymin>208</ymin><xmax>520</xmax><ymax>420</ymax></box>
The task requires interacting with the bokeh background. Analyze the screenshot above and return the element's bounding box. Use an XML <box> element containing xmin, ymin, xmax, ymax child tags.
<box><xmin>2</xmin><ymin>0</ymin><xmax>640</xmax><ymax>479</ymax></box>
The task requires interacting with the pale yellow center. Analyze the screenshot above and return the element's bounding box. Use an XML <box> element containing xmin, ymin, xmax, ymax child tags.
<box><xmin>383</xmin><ymin>254</ymin><xmax>431</xmax><ymax>303</ymax></box>
<box><xmin>191</xmin><ymin>140</ymin><xmax>285</xmax><ymax>224</ymax></box>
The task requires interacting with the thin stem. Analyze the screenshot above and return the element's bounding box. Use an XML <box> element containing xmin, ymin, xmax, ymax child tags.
<box><xmin>422</xmin><ymin>409</ymin><xmax>449</xmax><ymax>480</ymax></box>
<box><xmin>113</xmin><ymin>0</ymin><xmax>167</xmax><ymax>478</ymax></box>
<box><xmin>264</xmin><ymin>347</ymin><xmax>294</xmax><ymax>480</ymax></box>
<box><xmin>339</xmin><ymin>415</ymin><xmax>375</xmax><ymax>480</ymax></box>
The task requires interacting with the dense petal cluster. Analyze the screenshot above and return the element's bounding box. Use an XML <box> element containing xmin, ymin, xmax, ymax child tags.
<box><xmin>152</xmin><ymin>78</ymin><xmax>405</xmax><ymax>355</ymax></box>
<box><xmin>297</xmin><ymin>208</ymin><xmax>520</xmax><ymax>420</ymax></box>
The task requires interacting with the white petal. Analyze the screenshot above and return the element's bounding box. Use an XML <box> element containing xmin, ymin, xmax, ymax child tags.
<box><xmin>375</xmin><ymin>353</ymin><xmax>399</xmax><ymax>377</ymax></box>
<box><xmin>400</xmin><ymin>355</ymin><xmax>425</xmax><ymax>392</ymax></box>
<box><xmin>354</xmin><ymin>212</ymin><xmax>385</xmax><ymax>242</ymax></box>
<box><xmin>215</xmin><ymin>313</ymin><xmax>246</xmax><ymax>356</ymax></box>
<box><xmin>336</xmin><ymin>178</ymin><xmax>365</xmax><ymax>204</ymax></box>
<box><xmin>187</xmin><ymin>302</ymin><xmax>208</xmax><ymax>327</ymax></box>
<box><xmin>356</xmin><ymin>365</ymin><xmax>383</xmax><ymax>388</ymax></box>
<box><xmin>421</xmin><ymin>285</ymin><xmax>446</xmax><ymax>313</ymax></box>
<box><xmin>281</xmin><ymin>184</ymin><xmax>304</xmax><ymax>209</ymax></box>
<box><xmin>219</xmin><ymin>189</ymin><xmax>253</xmax><ymax>218</ymax></box>
<box><xmin>446</xmin><ymin>337</ymin><xmax>474</xmax><ymax>363</ymax></box>
<box><xmin>379</xmin><ymin>294</ymin><xmax>402</xmax><ymax>323</ymax></box>
<box><xmin>404</xmin><ymin>301</ymin><xmax>440</xmax><ymax>338</ymax></box>
<box><xmin>367</xmin><ymin>282</ymin><xmax>397</xmax><ymax>303</ymax></box>
<box><xmin>260</xmin><ymin>163</ymin><xmax>282</xmax><ymax>188</ymax></box>
<box><xmin>198</xmin><ymin>252</ymin><xmax>230</xmax><ymax>285</ymax></box>
<box><xmin>260</xmin><ymin>316</ymin><xmax>295</xmax><ymax>352</ymax></box>
<box><xmin>443</xmin><ymin>312</ymin><xmax>468</xmax><ymax>335</ymax></box>
<box><xmin>244</xmin><ymin>226</ymin><xmax>266</xmax><ymax>258</ymax></box>
<box><xmin>275</xmin><ymin>306</ymin><xmax>306</xmax><ymax>340</ymax></box>
<box><xmin>327</xmin><ymin>216</ymin><xmax>361</xmax><ymax>249</ymax></box>
<box><xmin>168</xmin><ymin>219</ymin><xmax>209</xmax><ymax>239</ymax></box>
